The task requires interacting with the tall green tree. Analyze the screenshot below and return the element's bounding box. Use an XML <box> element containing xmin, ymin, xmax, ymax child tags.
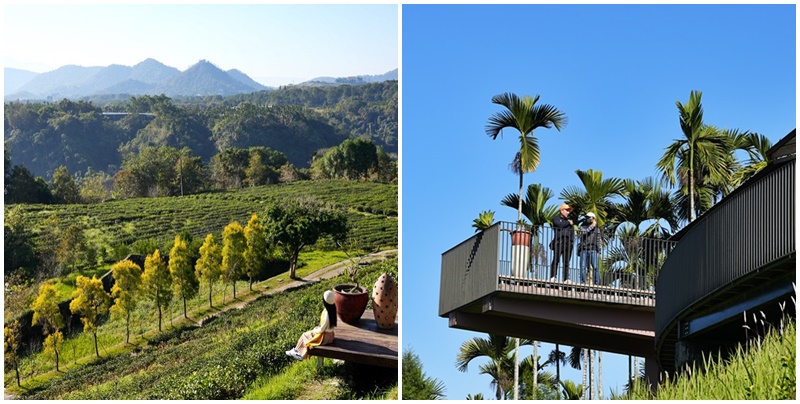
<box><xmin>456</xmin><ymin>334</ymin><xmax>540</xmax><ymax>400</ymax></box>
<box><xmin>110</xmin><ymin>259</ymin><xmax>142</xmax><ymax>344</ymax></box>
<box><xmin>730</xmin><ymin>131</ymin><xmax>773</xmax><ymax>187</ymax></box>
<box><xmin>243</xmin><ymin>214</ymin><xmax>268</xmax><ymax>290</ymax></box>
<box><xmin>57</xmin><ymin>224</ymin><xmax>89</xmax><ymax>273</ymax></box>
<box><xmin>169</xmin><ymin>235</ymin><xmax>198</xmax><ymax>319</ymax></box>
<box><xmin>69</xmin><ymin>275</ymin><xmax>111</xmax><ymax>357</ymax></box>
<box><xmin>4</xmin><ymin>320</ymin><xmax>22</xmax><ymax>387</ymax></box>
<box><xmin>195</xmin><ymin>233</ymin><xmax>222</xmax><ymax>307</ymax></box>
<box><xmin>142</xmin><ymin>249</ymin><xmax>172</xmax><ymax>332</ymax></box>
<box><xmin>31</xmin><ymin>284</ymin><xmax>65</xmax><ymax>371</ymax></box>
<box><xmin>656</xmin><ymin>90</ymin><xmax>730</xmax><ymax>222</ymax></box>
<box><xmin>486</xmin><ymin>94</ymin><xmax>566</xmax><ymax>398</ymax></box>
<box><xmin>221</xmin><ymin>222</ymin><xmax>246</xmax><ymax>299</ymax></box>
<box><xmin>486</xmin><ymin>93</ymin><xmax>567</xmax><ymax>225</ymax></box>
<box><xmin>560</xmin><ymin>169</ymin><xmax>625</xmax><ymax>226</ymax></box>
<box><xmin>402</xmin><ymin>348</ymin><xmax>447</xmax><ymax>400</ymax></box>
<box><xmin>51</xmin><ymin>165</ymin><xmax>80</xmax><ymax>203</ymax></box>
<box><xmin>264</xmin><ymin>200</ymin><xmax>348</xmax><ymax>279</ymax></box>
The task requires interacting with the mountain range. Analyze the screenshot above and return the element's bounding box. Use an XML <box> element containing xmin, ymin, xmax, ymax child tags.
<box><xmin>4</xmin><ymin>59</ymin><xmax>397</xmax><ymax>100</ymax></box>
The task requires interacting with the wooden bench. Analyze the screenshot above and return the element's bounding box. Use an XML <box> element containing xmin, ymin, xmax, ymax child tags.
<box><xmin>308</xmin><ymin>310</ymin><xmax>398</xmax><ymax>368</ymax></box>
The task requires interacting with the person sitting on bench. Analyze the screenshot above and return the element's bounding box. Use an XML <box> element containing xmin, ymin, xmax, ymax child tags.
<box><xmin>286</xmin><ymin>290</ymin><xmax>337</xmax><ymax>360</ymax></box>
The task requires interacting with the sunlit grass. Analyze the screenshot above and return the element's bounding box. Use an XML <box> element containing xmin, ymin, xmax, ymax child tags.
<box><xmin>627</xmin><ymin>319</ymin><xmax>795</xmax><ymax>400</ymax></box>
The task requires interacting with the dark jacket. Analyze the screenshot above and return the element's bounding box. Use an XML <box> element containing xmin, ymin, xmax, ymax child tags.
<box><xmin>579</xmin><ymin>224</ymin><xmax>603</xmax><ymax>251</ymax></box>
<box><xmin>552</xmin><ymin>214</ymin><xmax>573</xmax><ymax>241</ymax></box>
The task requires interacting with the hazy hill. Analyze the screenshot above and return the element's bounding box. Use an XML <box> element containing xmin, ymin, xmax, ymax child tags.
<box><xmin>4</xmin><ymin>59</ymin><xmax>265</xmax><ymax>100</ymax></box>
<box><xmin>307</xmin><ymin>68</ymin><xmax>398</xmax><ymax>85</ymax></box>
<box><xmin>4</xmin><ymin>67</ymin><xmax>39</xmax><ymax>95</ymax></box>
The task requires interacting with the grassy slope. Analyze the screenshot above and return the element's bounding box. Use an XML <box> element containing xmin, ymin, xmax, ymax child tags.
<box><xmin>628</xmin><ymin>319</ymin><xmax>795</xmax><ymax>400</ymax></box>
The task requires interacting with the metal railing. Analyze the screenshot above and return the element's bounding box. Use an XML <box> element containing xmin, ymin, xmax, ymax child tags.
<box><xmin>439</xmin><ymin>221</ymin><xmax>677</xmax><ymax>316</ymax></box>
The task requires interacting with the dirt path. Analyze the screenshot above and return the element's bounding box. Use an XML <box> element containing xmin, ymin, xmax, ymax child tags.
<box><xmin>185</xmin><ymin>249</ymin><xmax>397</xmax><ymax>326</ymax></box>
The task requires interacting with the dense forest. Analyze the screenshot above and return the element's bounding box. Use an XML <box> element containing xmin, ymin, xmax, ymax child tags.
<box><xmin>4</xmin><ymin>81</ymin><xmax>397</xmax><ymax>181</ymax></box>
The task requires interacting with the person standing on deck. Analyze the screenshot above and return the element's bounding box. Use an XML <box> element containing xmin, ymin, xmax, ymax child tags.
<box><xmin>550</xmin><ymin>203</ymin><xmax>574</xmax><ymax>282</ymax></box>
<box><xmin>578</xmin><ymin>212</ymin><xmax>603</xmax><ymax>285</ymax></box>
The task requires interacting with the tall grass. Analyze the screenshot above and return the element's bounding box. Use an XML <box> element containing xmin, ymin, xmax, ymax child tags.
<box><xmin>629</xmin><ymin>318</ymin><xmax>795</xmax><ymax>400</ymax></box>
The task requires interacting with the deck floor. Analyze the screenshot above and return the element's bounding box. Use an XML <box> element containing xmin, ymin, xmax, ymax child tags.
<box><xmin>308</xmin><ymin>310</ymin><xmax>398</xmax><ymax>368</ymax></box>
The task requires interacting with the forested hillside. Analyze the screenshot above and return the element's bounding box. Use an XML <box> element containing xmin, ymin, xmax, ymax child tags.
<box><xmin>4</xmin><ymin>81</ymin><xmax>397</xmax><ymax>180</ymax></box>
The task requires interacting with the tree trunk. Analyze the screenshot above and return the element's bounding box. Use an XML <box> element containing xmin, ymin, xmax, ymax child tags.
<box><xmin>598</xmin><ymin>351</ymin><xmax>603</xmax><ymax>400</ymax></box>
<box><xmin>233</xmin><ymin>279</ymin><xmax>237</xmax><ymax>299</ymax></box>
<box><xmin>209</xmin><ymin>282</ymin><xmax>213</xmax><ymax>308</ymax></box>
<box><xmin>126</xmin><ymin>311</ymin><xmax>130</xmax><ymax>344</ymax></box>
<box><xmin>15</xmin><ymin>360</ymin><xmax>20</xmax><ymax>387</ymax></box>
<box><xmin>590</xmin><ymin>350</ymin><xmax>595</xmax><ymax>399</ymax></box>
<box><xmin>94</xmin><ymin>331</ymin><xmax>100</xmax><ymax>357</ymax></box>
<box><xmin>55</xmin><ymin>348</ymin><xmax>60</xmax><ymax>372</ymax></box>
<box><xmin>183</xmin><ymin>296</ymin><xmax>188</xmax><ymax>319</ymax></box>
<box><xmin>513</xmin><ymin>338</ymin><xmax>519</xmax><ymax>400</ymax></box>
<box><xmin>533</xmin><ymin>341</ymin><xmax>538</xmax><ymax>398</ymax></box>
<box><xmin>249</xmin><ymin>276</ymin><xmax>253</xmax><ymax>291</ymax></box>
<box><xmin>555</xmin><ymin>343</ymin><xmax>561</xmax><ymax>397</ymax></box>
<box><xmin>689</xmin><ymin>145</ymin><xmax>696</xmax><ymax>221</ymax></box>
<box><xmin>582</xmin><ymin>348</ymin><xmax>588</xmax><ymax>400</ymax></box>
<box><xmin>157</xmin><ymin>304</ymin><xmax>162</xmax><ymax>332</ymax></box>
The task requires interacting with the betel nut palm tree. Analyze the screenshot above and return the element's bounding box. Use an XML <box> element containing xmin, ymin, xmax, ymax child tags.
<box><xmin>486</xmin><ymin>93</ymin><xmax>567</xmax><ymax>225</ymax></box>
<box><xmin>656</xmin><ymin>90</ymin><xmax>730</xmax><ymax>222</ymax></box>
<box><xmin>486</xmin><ymin>92</ymin><xmax>566</xmax><ymax>399</ymax></box>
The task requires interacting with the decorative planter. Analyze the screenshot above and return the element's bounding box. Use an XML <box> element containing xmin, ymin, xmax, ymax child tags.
<box><xmin>371</xmin><ymin>273</ymin><xmax>398</xmax><ymax>329</ymax></box>
<box><xmin>333</xmin><ymin>284</ymin><xmax>369</xmax><ymax>325</ymax></box>
<box><xmin>511</xmin><ymin>230</ymin><xmax>531</xmax><ymax>278</ymax></box>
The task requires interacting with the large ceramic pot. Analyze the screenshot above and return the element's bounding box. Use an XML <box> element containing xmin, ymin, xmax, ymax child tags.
<box><xmin>333</xmin><ymin>284</ymin><xmax>369</xmax><ymax>325</ymax></box>
<box><xmin>371</xmin><ymin>273</ymin><xmax>398</xmax><ymax>329</ymax></box>
<box><xmin>511</xmin><ymin>230</ymin><xmax>531</xmax><ymax>278</ymax></box>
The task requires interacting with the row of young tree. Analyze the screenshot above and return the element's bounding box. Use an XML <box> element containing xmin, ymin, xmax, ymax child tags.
<box><xmin>4</xmin><ymin>202</ymin><xmax>348</xmax><ymax>383</ymax></box>
<box><xmin>5</xmin><ymin>137</ymin><xmax>396</xmax><ymax>204</ymax></box>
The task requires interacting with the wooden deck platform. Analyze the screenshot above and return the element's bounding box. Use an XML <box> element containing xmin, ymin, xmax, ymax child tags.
<box><xmin>308</xmin><ymin>310</ymin><xmax>398</xmax><ymax>368</ymax></box>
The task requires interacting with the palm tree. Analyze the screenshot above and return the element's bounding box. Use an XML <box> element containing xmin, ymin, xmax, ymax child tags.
<box><xmin>486</xmin><ymin>93</ymin><xmax>565</xmax><ymax>399</ymax></box>
<box><xmin>559</xmin><ymin>379</ymin><xmax>583</xmax><ymax>400</ymax></box>
<box><xmin>614</xmin><ymin>178</ymin><xmax>679</xmax><ymax>239</ymax></box>
<box><xmin>472</xmin><ymin>210</ymin><xmax>496</xmax><ymax>232</ymax></box>
<box><xmin>566</xmin><ymin>345</ymin><xmax>587</xmax><ymax>399</ymax></box>
<box><xmin>456</xmin><ymin>334</ymin><xmax>533</xmax><ymax>400</ymax></box>
<box><xmin>560</xmin><ymin>169</ymin><xmax>625</xmax><ymax>226</ymax></box>
<box><xmin>486</xmin><ymin>93</ymin><xmax>567</xmax><ymax>225</ymax></box>
<box><xmin>548</xmin><ymin>344</ymin><xmax>567</xmax><ymax>397</ymax></box>
<box><xmin>730</xmin><ymin>131</ymin><xmax>772</xmax><ymax>187</ymax></box>
<box><xmin>656</xmin><ymin>90</ymin><xmax>731</xmax><ymax>222</ymax></box>
<box><xmin>466</xmin><ymin>393</ymin><xmax>485</xmax><ymax>400</ymax></box>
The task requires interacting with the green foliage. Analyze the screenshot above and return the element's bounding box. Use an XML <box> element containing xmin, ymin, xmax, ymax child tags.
<box><xmin>402</xmin><ymin>348</ymin><xmax>446</xmax><ymax>399</ymax></box>
<box><xmin>627</xmin><ymin>320</ymin><xmax>796</xmax><ymax>400</ymax></box>
<box><xmin>264</xmin><ymin>199</ymin><xmax>349</xmax><ymax>278</ymax></box>
<box><xmin>4</xmin><ymin>164</ymin><xmax>53</xmax><ymax>204</ymax></box>
<box><xmin>195</xmin><ymin>234</ymin><xmax>222</xmax><ymax>307</ymax></box>
<box><xmin>311</xmin><ymin>138</ymin><xmax>395</xmax><ymax>182</ymax></box>
<box><xmin>68</xmin><ymin>276</ymin><xmax>111</xmax><ymax>357</ymax></box>
<box><xmin>110</xmin><ymin>260</ymin><xmax>142</xmax><ymax>343</ymax></box>
<box><xmin>4</xmin><ymin>320</ymin><xmax>22</xmax><ymax>387</ymax></box>
<box><xmin>221</xmin><ymin>222</ymin><xmax>246</xmax><ymax>298</ymax></box>
<box><xmin>31</xmin><ymin>284</ymin><xmax>65</xmax><ymax>334</ymax></box>
<box><xmin>142</xmin><ymin>250</ymin><xmax>172</xmax><ymax>331</ymax></box>
<box><xmin>169</xmin><ymin>235</ymin><xmax>199</xmax><ymax>318</ymax></box>
<box><xmin>51</xmin><ymin>165</ymin><xmax>80</xmax><ymax>204</ymax></box>
<box><xmin>243</xmin><ymin>214</ymin><xmax>268</xmax><ymax>290</ymax></box>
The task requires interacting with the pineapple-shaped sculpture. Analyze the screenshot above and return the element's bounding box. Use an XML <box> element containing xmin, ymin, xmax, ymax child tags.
<box><xmin>371</xmin><ymin>273</ymin><xmax>398</xmax><ymax>329</ymax></box>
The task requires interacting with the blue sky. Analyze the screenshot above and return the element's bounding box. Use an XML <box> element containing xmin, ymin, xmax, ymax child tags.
<box><xmin>401</xmin><ymin>3</ymin><xmax>795</xmax><ymax>400</ymax></box>
<box><xmin>2</xmin><ymin>3</ymin><xmax>398</xmax><ymax>87</ymax></box>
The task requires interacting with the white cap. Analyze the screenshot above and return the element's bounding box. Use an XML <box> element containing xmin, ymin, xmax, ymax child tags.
<box><xmin>324</xmin><ymin>290</ymin><xmax>336</xmax><ymax>304</ymax></box>
<box><xmin>586</xmin><ymin>212</ymin><xmax>596</xmax><ymax>218</ymax></box>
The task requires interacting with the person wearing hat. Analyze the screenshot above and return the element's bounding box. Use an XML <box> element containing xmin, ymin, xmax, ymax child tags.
<box><xmin>550</xmin><ymin>203</ymin><xmax>575</xmax><ymax>282</ymax></box>
<box><xmin>286</xmin><ymin>289</ymin><xmax>337</xmax><ymax>360</ymax></box>
<box><xmin>578</xmin><ymin>212</ymin><xmax>604</xmax><ymax>285</ymax></box>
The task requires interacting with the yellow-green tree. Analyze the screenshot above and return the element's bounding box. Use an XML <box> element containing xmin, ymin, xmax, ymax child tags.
<box><xmin>69</xmin><ymin>276</ymin><xmax>111</xmax><ymax>357</ymax></box>
<box><xmin>31</xmin><ymin>283</ymin><xmax>65</xmax><ymax>371</ymax></box>
<box><xmin>244</xmin><ymin>214</ymin><xmax>268</xmax><ymax>291</ymax></box>
<box><xmin>4</xmin><ymin>320</ymin><xmax>22</xmax><ymax>387</ymax></box>
<box><xmin>195</xmin><ymin>233</ymin><xmax>222</xmax><ymax>308</ymax></box>
<box><xmin>110</xmin><ymin>260</ymin><xmax>142</xmax><ymax>343</ymax></box>
<box><xmin>169</xmin><ymin>235</ymin><xmax>199</xmax><ymax>319</ymax></box>
<box><xmin>142</xmin><ymin>249</ymin><xmax>172</xmax><ymax>332</ymax></box>
<box><xmin>221</xmin><ymin>222</ymin><xmax>246</xmax><ymax>299</ymax></box>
